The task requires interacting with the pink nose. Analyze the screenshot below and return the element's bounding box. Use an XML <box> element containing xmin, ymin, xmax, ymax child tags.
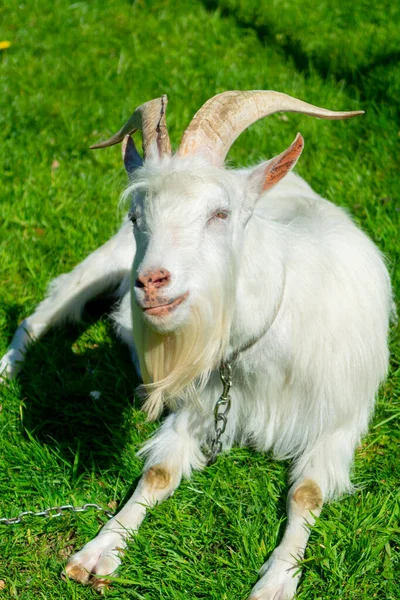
<box><xmin>135</xmin><ymin>268</ymin><xmax>171</xmax><ymax>292</ymax></box>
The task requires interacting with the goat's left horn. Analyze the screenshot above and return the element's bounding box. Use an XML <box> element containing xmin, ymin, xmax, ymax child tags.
<box><xmin>178</xmin><ymin>90</ymin><xmax>364</xmax><ymax>166</ymax></box>
<box><xmin>90</xmin><ymin>94</ymin><xmax>171</xmax><ymax>159</ymax></box>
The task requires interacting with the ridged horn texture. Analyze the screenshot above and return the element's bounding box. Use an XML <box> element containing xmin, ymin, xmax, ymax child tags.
<box><xmin>90</xmin><ymin>94</ymin><xmax>171</xmax><ymax>159</ymax></box>
<box><xmin>178</xmin><ymin>90</ymin><xmax>364</xmax><ymax>166</ymax></box>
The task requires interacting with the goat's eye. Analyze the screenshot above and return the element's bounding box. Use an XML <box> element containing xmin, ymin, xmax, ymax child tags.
<box><xmin>128</xmin><ymin>211</ymin><xmax>138</xmax><ymax>225</ymax></box>
<box><xmin>210</xmin><ymin>210</ymin><xmax>229</xmax><ymax>222</ymax></box>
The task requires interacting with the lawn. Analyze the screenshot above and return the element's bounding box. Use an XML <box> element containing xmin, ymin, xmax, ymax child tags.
<box><xmin>0</xmin><ymin>0</ymin><xmax>399</xmax><ymax>599</ymax></box>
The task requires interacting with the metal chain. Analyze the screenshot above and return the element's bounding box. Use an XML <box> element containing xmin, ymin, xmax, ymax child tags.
<box><xmin>208</xmin><ymin>361</ymin><xmax>232</xmax><ymax>464</ymax></box>
<box><xmin>0</xmin><ymin>503</ymin><xmax>114</xmax><ymax>526</ymax></box>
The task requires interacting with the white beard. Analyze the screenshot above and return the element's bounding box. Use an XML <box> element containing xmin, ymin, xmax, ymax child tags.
<box><xmin>132</xmin><ymin>277</ymin><xmax>235</xmax><ymax>421</ymax></box>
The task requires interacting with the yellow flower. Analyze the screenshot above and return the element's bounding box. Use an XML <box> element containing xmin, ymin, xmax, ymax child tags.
<box><xmin>0</xmin><ymin>41</ymin><xmax>11</xmax><ymax>50</ymax></box>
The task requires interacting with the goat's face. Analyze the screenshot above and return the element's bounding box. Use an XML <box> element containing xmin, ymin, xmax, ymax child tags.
<box><xmin>128</xmin><ymin>158</ymin><xmax>243</xmax><ymax>335</ymax></box>
<box><xmin>123</xmin><ymin>133</ymin><xmax>307</xmax><ymax>419</ymax></box>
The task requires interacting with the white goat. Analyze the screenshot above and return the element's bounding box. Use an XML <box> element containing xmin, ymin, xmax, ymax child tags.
<box><xmin>0</xmin><ymin>91</ymin><xmax>393</xmax><ymax>599</ymax></box>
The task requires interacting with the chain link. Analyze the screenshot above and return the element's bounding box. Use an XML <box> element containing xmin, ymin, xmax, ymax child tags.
<box><xmin>208</xmin><ymin>361</ymin><xmax>232</xmax><ymax>464</ymax></box>
<box><xmin>0</xmin><ymin>503</ymin><xmax>114</xmax><ymax>526</ymax></box>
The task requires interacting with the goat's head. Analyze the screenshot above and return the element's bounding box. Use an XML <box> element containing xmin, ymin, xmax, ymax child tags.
<box><xmin>92</xmin><ymin>91</ymin><xmax>363</xmax><ymax>418</ymax></box>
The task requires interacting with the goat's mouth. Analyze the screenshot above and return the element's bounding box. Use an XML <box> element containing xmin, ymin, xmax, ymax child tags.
<box><xmin>141</xmin><ymin>292</ymin><xmax>189</xmax><ymax>317</ymax></box>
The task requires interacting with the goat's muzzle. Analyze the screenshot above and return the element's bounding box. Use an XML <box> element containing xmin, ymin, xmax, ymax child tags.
<box><xmin>134</xmin><ymin>269</ymin><xmax>189</xmax><ymax>317</ymax></box>
<box><xmin>141</xmin><ymin>292</ymin><xmax>189</xmax><ymax>317</ymax></box>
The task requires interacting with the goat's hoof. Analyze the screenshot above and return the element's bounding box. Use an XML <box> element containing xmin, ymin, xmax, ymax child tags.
<box><xmin>248</xmin><ymin>584</ymin><xmax>295</xmax><ymax>600</ymax></box>
<box><xmin>63</xmin><ymin>563</ymin><xmax>111</xmax><ymax>594</ymax></box>
<box><xmin>0</xmin><ymin>353</ymin><xmax>17</xmax><ymax>384</ymax></box>
<box><xmin>64</xmin><ymin>534</ymin><xmax>121</xmax><ymax>593</ymax></box>
<box><xmin>92</xmin><ymin>577</ymin><xmax>111</xmax><ymax>594</ymax></box>
<box><xmin>248</xmin><ymin>585</ymin><xmax>285</xmax><ymax>600</ymax></box>
<box><xmin>249</xmin><ymin>552</ymin><xmax>300</xmax><ymax>600</ymax></box>
<box><xmin>64</xmin><ymin>563</ymin><xmax>91</xmax><ymax>585</ymax></box>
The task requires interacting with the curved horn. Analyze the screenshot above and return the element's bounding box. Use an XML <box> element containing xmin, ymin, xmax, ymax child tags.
<box><xmin>90</xmin><ymin>94</ymin><xmax>171</xmax><ymax>159</ymax></box>
<box><xmin>178</xmin><ymin>90</ymin><xmax>364</xmax><ymax>166</ymax></box>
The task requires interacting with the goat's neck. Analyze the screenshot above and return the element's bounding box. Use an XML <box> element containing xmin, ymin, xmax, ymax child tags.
<box><xmin>228</xmin><ymin>214</ymin><xmax>286</xmax><ymax>356</ymax></box>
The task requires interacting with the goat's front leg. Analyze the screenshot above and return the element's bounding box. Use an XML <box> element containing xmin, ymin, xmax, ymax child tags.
<box><xmin>0</xmin><ymin>219</ymin><xmax>134</xmax><ymax>382</ymax></box>
<box><xmin>65</xmin><ymin>412</ymin><xmax>206</xmax><ymax>592</ymax></box>
<box><xmin>65</xmin><ymin>465</ymin><xmax>180</xmax><ymax>592</ymax></box>
<box><xmin>249</xmin><ymin>478</ymin><xmax>323</xmax><ymax>600</ymax></box>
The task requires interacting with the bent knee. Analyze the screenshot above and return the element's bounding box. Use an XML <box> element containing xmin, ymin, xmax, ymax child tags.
<box><xmin>291</xmin><ymin>479</ymin><xmax>323</xmax><ymax>513</ymax></box>
<box><xmin>143</xmin><ymin>465</ymin><xmax>172</xmax><ymax>491</ymax></box>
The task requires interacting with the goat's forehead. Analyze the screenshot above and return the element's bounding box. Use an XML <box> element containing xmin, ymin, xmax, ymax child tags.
<box><xmin>139</xmin><ymin>174</ymin><xmax>229</xmax><ymax>215</ymax></box>
<box><xmin>157</xmin><ymin>169</ymin><xmax>225</xmax><ymax>193</ymax></box>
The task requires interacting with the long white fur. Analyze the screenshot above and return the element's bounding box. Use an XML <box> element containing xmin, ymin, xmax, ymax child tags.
<box><xmin>1</xmin><ymin>150</ymin><xmax>393</xmax><ymax>599</ymax></box>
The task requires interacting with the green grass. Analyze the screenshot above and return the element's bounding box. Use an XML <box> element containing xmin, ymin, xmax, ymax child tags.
<box><xmin>0</xmin><ymin>0</ymin><xmax>399</xmax><ymax>598</ymax></box>
<box><xmin>208</xmin><ymin>0</ymin><xmax>400</xmax><ymax>104</ymax></box>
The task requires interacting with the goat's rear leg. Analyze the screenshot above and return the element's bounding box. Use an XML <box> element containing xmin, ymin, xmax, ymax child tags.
<box><xmin>65</xmin><ymin>411</ymin><xmax>207</xmax><ymax>592</ymax></box>
<box><xmin>249</xmin><ymin>430</ymin><xmax>356</xmax><ymax>599</ymax></box>
<box><xmin>249</xmin><ymin>477</ymin><xmax>323</xmax><ymax>600</ymax></box>
<box><xmin>0</xmin><ymin>220</ymin><xmax>135</xmax><ymax>381</ymax></box>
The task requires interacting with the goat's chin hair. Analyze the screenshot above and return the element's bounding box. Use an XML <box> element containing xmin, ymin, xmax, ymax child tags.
<box><xmin>132</xmin><ymin>285</ymin><xmax>234</xmax><ymax>421</ymax></box>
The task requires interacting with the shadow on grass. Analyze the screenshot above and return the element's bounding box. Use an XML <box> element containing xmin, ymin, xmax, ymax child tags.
<box><xmin>201</xmin><ymin>0</ymin><xmax>400</xmax><ymax>109</ymax></box>
<box><xmin>1</xmin><ymin>301</ymin><xmax>27</xmax><ymax>337</ymax></box>
<box><xmin>15</xmin><ymin>296</ymin><xmax>141</xmax><ymax>473</ymax></box>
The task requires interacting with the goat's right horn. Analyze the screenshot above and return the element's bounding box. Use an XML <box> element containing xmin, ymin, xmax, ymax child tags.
<box><xmin>90</xmin><ymin>94</ymin><xmax>171</xmax><ymax>159</ymax></box>
<box><xmin>178</xmin><ymin>90</ymin><xmax>364</xmax><ymax>166</ymax></box>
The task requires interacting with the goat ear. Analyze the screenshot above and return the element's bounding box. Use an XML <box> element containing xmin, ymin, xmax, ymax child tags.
<box><xmin>249</xmin><ymin>133</ymin><xmax>304</xmax><ymax>193</ymax></box>
<box><xmin>122</xmin><ymin>135</ymin><xmax>143</xmax><ymax>176</ymax></box>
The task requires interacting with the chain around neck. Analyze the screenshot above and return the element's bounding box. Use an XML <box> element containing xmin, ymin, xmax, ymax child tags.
<box><xmin>208</xmin><ymin>361</ymin><xmax>233</xmax><ymax>464</ymax></box>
